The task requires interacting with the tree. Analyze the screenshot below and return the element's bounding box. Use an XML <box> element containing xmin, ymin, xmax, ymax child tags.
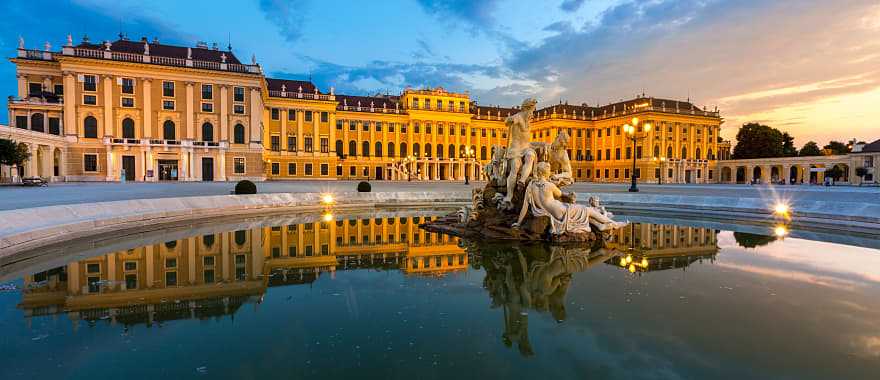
<box><xmin>823</xmin><ymin>141</ymin><xmax>850</xmax><ymax>155</ymax></box>
<box><xmin>855</xmin><ymin>167</ymin><xmax>868</xmax><ymax>186</ymax></box>
<box><xmin>732</xmin><ymin>123</ymin><xmax>786</xmax><ymax>159</ymax></box>
<box><xmin>0</xmin><ymin>139</ymin><xmax>30</xmax><ymax>180</ymax></box>
<box><xmin>799</xmin><ymin>141</ymin><xmax>821</xmax><ymax>156</ymax></box>
<box><xmin>733</xmin><ymin>231</ymin><xmax>776</xmax><ymax>248</ymax></box>
<box><xmin>781</xmin><ymin>132</ymin><xmax>798</xmax><ymax>157</ymax></box>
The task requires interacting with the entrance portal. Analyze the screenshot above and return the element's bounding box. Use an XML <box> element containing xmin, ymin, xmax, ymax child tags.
<box><xmin>202</xmin><ymin>157</ymin><xmax>214</xmax><ymax>181</ymax></box>
<box><xmin>122</xmin><ymin>156</ymin><xmax>135</xmax><ymax>181</ymax></box>
<box><xmin>375</xmin><ymin>166</ymin><xmax>383</xmax><ymax>180</ymax></box>
<box><xmin>158</xmin><ymin>160</ymin><xmax>179</xmax><ymax>181</ymax></box>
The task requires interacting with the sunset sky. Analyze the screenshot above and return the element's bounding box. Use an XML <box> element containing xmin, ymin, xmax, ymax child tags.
<box><xmin>3</xmin><ymin>0</ymin><xmax>879</xmax><ymax>146</ymax></box>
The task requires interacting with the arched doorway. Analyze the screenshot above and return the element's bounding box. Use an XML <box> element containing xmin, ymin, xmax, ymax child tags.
<box><xmin>789</xmin><ymin>166</ymin><xmax>799</xmax><ymax>184</ymax></box>
<box><xmin>53</xmin><ymin>148</ymin><xmax>62</xmax><ymax>178</ymax></box>
<box><xmin>735</xmin><ymin>167</ymin><xmax>745</xmax><ymax>183</ymax></box>
<box><xmin>752</xmin><ymin>166</ymin><xmax>762</xmax><ymax>183</ymax></box>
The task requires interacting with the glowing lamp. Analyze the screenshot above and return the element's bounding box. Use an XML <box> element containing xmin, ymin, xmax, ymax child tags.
<box><xmin>628</xmin><ymin>264</ymin><xmax>636</xmax><ymax>273</ymax></box>
<box><xmin>774</xmin><ymin>225</ymin><xmax>788</xmax><ymax>237</ymax></box>
<box><xmin>773</xmin><ymin>203</ymin><xmax>790</xmax><ymax>215</ymax></box>
<box><xmin>321</xmin><ymin>194</ymin><xmax>335</xmax><ymax>205</ymax></box>
<box><xmin>322</xmin><ymin>212</ymin><xmax>334</xmax><ymax>222</ymax></box>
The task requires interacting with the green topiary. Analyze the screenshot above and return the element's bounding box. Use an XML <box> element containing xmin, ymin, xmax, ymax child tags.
<box><xmin>234</xmin><ymin>180</ymin><xmax>257</xmax><ymax>194</ymax></box>
<box><xmin>357</xmin><ymin>181</ymin><xmax>371</xmax><ymax>192</ymax></box>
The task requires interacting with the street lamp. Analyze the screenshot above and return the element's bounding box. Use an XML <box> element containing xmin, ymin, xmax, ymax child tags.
<box><xmin>463</xmin><ymin>147</ymin><xmax>475</xmax><ymax>185</ymax></box>
<box><xmin>623</xmin><ymin>118</ymin><xmax>651</xmax><ymax>192</ymax></box>
<box><xmin>652</xmin><ymin>156</ymin><xmax>666</xmax><ymax>185</ymax></box>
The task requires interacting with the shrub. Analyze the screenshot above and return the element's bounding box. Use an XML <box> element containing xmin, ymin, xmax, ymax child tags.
<box><xmin>234</xmin><ymin>180</ymin><xmax>257</xmax><ymax>194</ymax></box>
<box><xmin>357</xmin><ymin>181</ymin><xmax>371</xmax><ymax>192</ymax></box>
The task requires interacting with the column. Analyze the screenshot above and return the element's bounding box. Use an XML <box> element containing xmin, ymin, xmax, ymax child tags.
<box><xmin>144</xmin><ymin>147</ymin><xmax>155</xmax><ymax>182</ymax></box>
<box><xmin>185</xmin><ymin>82</ymin><xmax>194</xmax><ymax>140</ymax></box>
<box><xmin>142</xmin><ymin>78</ymin><xmax>152</xmax><ymax>138</ymax></box>
<box><xmin>188</xmin><ymin>238</ymin><xmax>196</xmax><ymax>284</ymax></box>
<box><xmin>280</xmin><ymin>108</ymin><xmax>288</xmax><ymax>151</ymax></box>
<box><xmin>249</xmin><ymin>87</ymin><xmax>262</xmax><ymax>144</ymax></box>
<box><xmin>312</xmin><ymin>110</ymin><xmax>319</xmax><ymax>157</ymax></box>
<box><xmin>102</xmin><ymin>75</ymin><xmax>113</xmax><ymax>137</ymax></box>
<box><xmin>296</xmin><ymin>110</ymin><xmax>304</xmax><ymax>151</ymax></box>
<box><xmin>145</xmin><ymin>245</ymin><xmax>154</xmax><ymax>288</ymax></box>
<box><xmin>67</xmin><ymin>262</ymin><xmax>80</xmax><ymax>295</ymax></box>
<box><xmin>782</xmin><ymin>165</ymin><xmax>791</xmax><ymax>184</ymax></box>
<box><xmin>106</xmin><ymin>254</ymin><xmax>117</xmax><ymax>290</ymax></box>
<box><xmin>40</xmin><ymin>146</ymin><xmax>52</xmax><ymax>178</ymax></box>
<box><xmin>105</xmin><ymin>145</ymin><xmax>115</xmax><ymax>181</ymax></box>
<box><xmin>17</xmin><ymin>74</ymin><xmax>26</xmax><ymax>98</ymax></box>
<box><xmin>329</xmin><ymin>112</ymin><xmax>337</xmax><ymax>156</ymax></box>
<box><xmin>220</xmin><ymin>85</ymin><xmax>229</xmax><ymax>142</ymax></box>
<box><xmin>251</xmin><ymin>228</ymin><xmax>265</xmax><ymax>280</ymax></box>
<box><xmin>63</xmin><ymin>73</ymin><xmax>77</xmax><ymax>138</ymax></box>
<box><xmin>222</xmin><ymin>232</ymin><xmax>231</xmax><ymax>281</ymax></box>
<box><xmin>762</xmin><ymin>165</ymin><xmax>771</xmax><ymax>184</ymax></box>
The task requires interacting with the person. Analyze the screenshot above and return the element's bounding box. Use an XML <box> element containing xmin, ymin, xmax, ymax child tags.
<box><xmin>513</xmin><ymin>162</ymin><xmax>627</xmax><ymax>235</ymax></box>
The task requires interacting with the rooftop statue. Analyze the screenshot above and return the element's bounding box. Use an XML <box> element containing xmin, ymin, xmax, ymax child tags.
<box><xmin>422</xmin><ymin>98</ymin><xmax>627</xmax><ymax>244</ymax></box>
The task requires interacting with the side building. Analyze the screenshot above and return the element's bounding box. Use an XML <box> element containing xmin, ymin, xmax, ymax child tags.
<box><xmin>5</xmin><ymin>36</ymin><xmax>723</xmax><ymax>184</ymax></box>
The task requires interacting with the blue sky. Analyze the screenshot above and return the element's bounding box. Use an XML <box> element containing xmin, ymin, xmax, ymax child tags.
<box><xmin>3</xmin><ymin>0</ymin><xmax>880</xmax><ymax>145</ymax></box>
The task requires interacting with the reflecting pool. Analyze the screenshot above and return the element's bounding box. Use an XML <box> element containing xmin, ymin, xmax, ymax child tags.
<box><xmin>1</xmin><ymin>211</ymin><xmax>879</xmax><ymax>379</ymax></box>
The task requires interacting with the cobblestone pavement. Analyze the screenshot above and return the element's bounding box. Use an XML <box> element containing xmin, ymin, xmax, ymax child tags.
<box><xmin>0</xmin><ymin>180</ymin><xmax>877</xmax><ymax>210</ymax></box>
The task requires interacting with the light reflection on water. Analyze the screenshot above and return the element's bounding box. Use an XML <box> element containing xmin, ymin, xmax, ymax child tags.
<box><xmin>0</xmin><ymin>212</ymin><xmax>878</xmax><ymax>379</ymax></box>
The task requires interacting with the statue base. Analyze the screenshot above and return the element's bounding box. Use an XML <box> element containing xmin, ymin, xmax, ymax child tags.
<box><xmin>420</xmin><ymin>181</ymin><xmax>608</xmax><ymax>246</ymax></box>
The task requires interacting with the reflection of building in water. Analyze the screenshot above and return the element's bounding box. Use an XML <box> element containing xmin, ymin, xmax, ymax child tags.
<box><xmin>605</xmin><ymin>223</ymin><xmax>719</xmax><ymax>272</ymax></box>
<box><xmin>18</xmin><ymin>216</ymin><xmax>466</xmax><ymax>326</ymax></box>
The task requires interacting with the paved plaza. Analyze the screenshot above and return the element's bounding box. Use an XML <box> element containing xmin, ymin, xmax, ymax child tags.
<box><xmin>0</xmin><ymin>180</ymin><xmax>877</xmax><ymax>211</ymax></box>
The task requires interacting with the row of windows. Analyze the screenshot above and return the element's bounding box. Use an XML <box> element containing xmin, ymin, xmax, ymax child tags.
<box><xmin>332</xmin><ymin>141</ymin><xmax>487</xmax><ymax>160</ymax></box>
<box><xmin>78</xmin><ymin>75</ymin><xmax>246</xmax><ymax>102</ymax></box>
<box><xmin>410</xmin><ymin>97</ymin><xmax>466</xmax><ymax>112</ymax></box>
<box><xmin>78</xmin><ymin>116</ymin><xmax>250</xmax><ymax>143</ymax></box>
<box><xmin>270</xmin><ymin>109</ymin><xmax>328</xmax><ymax>123</ymax></box>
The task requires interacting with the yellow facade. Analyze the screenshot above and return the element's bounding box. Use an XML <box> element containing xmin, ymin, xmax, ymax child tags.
<box><xmin>8</xmin><ymin>37</ymin><xmax>722</xmax><ymax>183</ymax></box>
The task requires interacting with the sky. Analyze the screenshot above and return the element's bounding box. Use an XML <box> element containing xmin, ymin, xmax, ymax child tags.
<box><xmin>2</xmin><ymin>0</ymin><xmax>879</xmax><ymax>146</ymax></box>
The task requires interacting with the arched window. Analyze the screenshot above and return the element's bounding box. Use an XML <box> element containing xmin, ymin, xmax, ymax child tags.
<box><xmin>387</xmin><ymin>142</ymin><xmax>395</xmax><ymax>157</ymax></box>
<box><xmin>413</xmin><ymin>143</ymin><xmax>420</xmax><ymax>157</ymax></box>
<box><xmin>335</xmin><ymin>140</ymin><xmax>344</xmax><ymax>158</ymax></box>
<box><xmin>164</xmin><ymin>240</ymin><xmax>177</xmax><ymax>249</ymax></box>
<box><xmin>653</xmin><ymin>145</ymin><xmax>660</xmax><ymax>158</ymax></box>
<box><xmin>437</xmin><ymin>144</ymin><xmax>443</xmax><ymax>159</ymax></box>
<box><xmin>233</xmin><ymin>123</ymin><xmax>245</xmax><ymax>144</ymax></box>
<box><xmin>30</xmin><ymin>113</ymin><xmax>44</xmax><ymax>132</ymax></box>
<box><xmin>234</xmin><ymin>230</ymin><xmax>247</xmax><ymax>246</ymax></box>
<box><xmin>362</xmin><ymin>141</ymin><xmax>370</xmax><ymax>157</ymax></box>
<box><xmin>695</xmin><ymin>147</ymin><xmax>701</xmax><ymax>160</ymax></box>
<box><xmin>448</xmin><ymin>144</ymin><xmax>455</xmax><ymax>158</ymax></box>
<box><xmin>203</xmin><ymin>234</ymin><xmax>215</xmax><ymax>248</ymax></box>
<box><xmin>163</xmin><ymin>120</ymin><xmax>176</xmax><ymax>140</ymax></box>
<box><xmin>681</xmin><ymin>147</ymin><xmax>687</xmax><ymax>159</ymax></box>
<box><xmin>122</xmin><ymin>118</ymin><xmax>135</xmax><ymax>139</ymax></box>
<box><xmin>202</xmin><ymin>122</ymin><xmax>214</xmax><ymax>142</ymax></box>
<box><xmin>480</xmin><ymin>146</ymin><xmax>487</xmax><ymax>160</ymax></box>
<box><xmin>667</xmin><ymin>145</ymin><xmax>673</xmax><ymax>158</ymax></box>
<box><xmin>400</xmin><ymin>142</ymin><xmax>407</xmax><ymax>157</ymax></box>
<box><xmin>375</xmin><ymin>141</ymin><xmax>383</xmax><ymax>157</ymax></box>
<box><xmin>349</xmin><ymin>140</ymin><xmax>357</xmax><ymax>157</ymax></box>
<box><xmin>460</xmin><ymin>146</ymin><xmax>466</xmax><ymax>157</ymax></box>
<box><xmin>83</xmin><ymin>116</ymin><xmax>98</xmax><ymax>138</ymax></box>
<box><xmin>425</xmin><ymin>143</ymin><xmax>432</xmax><ymax>157</ymax></box>
<box><xmin>470</xmin><ymin>145</ymin><xmax>476</xmax><ymax>158</ymax></box>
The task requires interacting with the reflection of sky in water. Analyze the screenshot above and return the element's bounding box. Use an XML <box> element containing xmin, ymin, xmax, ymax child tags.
<box><xmin>0</xmin><ymin>217</ymin><xmax>878</xmax><ymax>380</ymax></box>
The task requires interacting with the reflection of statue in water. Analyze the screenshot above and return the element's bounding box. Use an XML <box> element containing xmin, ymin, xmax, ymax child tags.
<box><xmin>515</xmin><ymin>162</ymin><xmax>627</xmax><ymax>235</ymax></box>
<box><xmin>471</xmin><ymin>242</ymin><xmax>618</xmax><ymax>356</ymax></box>
<box><xmin>501</xmin><ymin>98</ymin><xmax>538</xmax><ymax>209</ymax></box>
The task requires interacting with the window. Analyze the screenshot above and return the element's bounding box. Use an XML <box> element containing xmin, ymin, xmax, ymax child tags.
<box><xmin>425</xmin><ymin>123</ymin><xmax>431</xmax><ymax>134</ymax></box>
<box><xmin>203</xmin><ymin>234</ymin><xmax>215</xmax><ymax>248</ymax></box>
<box><xmin>349</xmin><ymin>121</ymin><xmax>356</xmax><ymax>131</ymax></box>
<box><xmin>202</xmin><ymin>123</ymin><xmax>214</xmax><ymax>142</ymax></box>
<box><xmin>436</xmin><ymin>99</ymin><xmax>442</xmax><ymax>110</ymax></box>
<box><xmin>336</xmin><ymin>120</ymin><xmax>343</xmax><ymax>129</ymax></box>
<box><xmin>83</xmin><ymin>95</ymin><xmax>97</xmax><ymax>105</ymax></box>
<box><xmin>321</xmin><ymin>112</ymin><xmax>328</xmax><ymax>123</ymax></box>
<box><xmin>376</xmin><ymin>122</ymin><xmax>382</xmax><ymax>132</ymax></box>
<box><xmin>234</xmin><ymin>86</ymin><xmax>245</xmax><ymax>102</ymax></box>
<box><xmin>271</xmin><ymin>135</ymin><xmax>280</xmax><ymax>151</ymax></box>
<box><xmin>362</xmin><ymin>141</ymin><xmax>370</xmax><ymax>157</ymax></box>
<box><xmin>336</xmin><ymin>165</ymin><xmax>342</xmax><ymax>176</ymax></box>
<box><xmin>201</xmin><ymin>84</ymin><xmax>212</xmax><ymax>100</ymax></box>
<box><xmin>271</xmin><ymin>108</ymin><xmax>280</xmax><ymax>120</ymax></box>
<box><xmin>121</xmin><ymin>97</ymin><xmax>134</xmax><ymax>107</ymax></box>
<box><xmin>201</xmin><ymin>102</ymin><xmax>213</xmax><ymax>112</ymax></box>
<box><xmin>121</xmin><ymin>78</ymin><xmax>134</xmax><ymax>94</ymax></box>
<box><xmin>288</xmin><ymin>136</ymin><xmax>296</xmax><ymax>151</ymax></box>
<box><xmin>30</xmin><ymin>113</ymin><xmax>44</xmax><ymax>132</ymax></box>
<box><xmin>271</xmin><ymin>162</ymin><xmax>279</xmax><ymax>175</ymax></box>
<box><xmin>54</xmin><ymin>84</ymin><xmax>63</xmax><ymax>95</ymax></box>
<box><xmin>29</xmin><ymin>82</ymin><xmax>43</xmax><ymax>97</ymax></box>
<box><xmin>83</xmin><ymin>75</ymin><xmax>96</xmax><ymax>92</ymax></box>
<box><xmin>305</xmin><ymin>111</ymin><xmax>312</xmax><ymax>122</ymax></box>
<box><xmin>84</xmin><ymin>154</ymin><xmax>98</xmax><ymax>172</ymax></box>
<box><xmin>122</xmin><ymin>118</ymin><xmax>135</xmax><ymax>139</ymax></box>
<box><xmin>304</xmin><ymin>136</ymin><xmax>313</xmax><ymax>153</ymax></box>
<box><xmin>305</xmin><ymin>163</ymin><xmax>313</xmax><ymax>176</ymax></box>
<box><xmin>162</xmin><ymin>81</ymin><xmax>175</xmax><ymax>97</ymax></box>
<box><xmin>163</xmin><ymin>120</ymin><xmax>176</xmax><ymax>140</ymax></box>
<box><xmin>162</xmin><ymin>100</ymin><xmax>175</xmax><ymax>110</ymax></box>
<box><xmin>414</xmin><ymin>123</ymin><xmax>420</xmax><ymax>134</ymax></box>
<box><xmin>83</xmin><ymin>116</ymin><xmax>98</xmax><ymax>138</ymax></box>
<box><xmin>233</xmin><ymin>104</ymin><xmax>245</xmax><ymax>114</ymax></box>
<box><xmin>320</xmin><ymin>137</ymin><xmax>329</xmax><ymax>153</ymax></box>
<box><xmin>288</xmin><ymin>163</ymin><xmax>296</xmax><ymax>175</ymax></box>
<box><xmin>288</xmin><ymin>110</ymin><xmax>297</xmax><ymax>121</ymax></box>
<box><xmin>320</xmin><ymin>163</ymin><xmax>328</xmax><ymax>176</ymax></box>
<box><xmin>49</xmin><ymin>118</ymin><xmax>60</xmax><ymax>135</ymax></box>
<box><xmin>124</xmin><ymin>261</ymin><xmax>137</xmax><ymax>271</ymax></box>
<box><xmin>349</xmin><ymin>140</ymin><xmax>357</xmax><ymax>156</ymax></box>
<box><xmin>349</xmin><ymin>166</ymin><xmax>356</xmax><ymax>176</ymax></box>
<box><xmin>234</xmin><ymin>124</ymin><xmax>246</xmax><ymax>144</ymax></box>
<box><xmin>363</xmin><ymin>121</ymin><xmax>370</xmax><ymax>131</ymax></box>
<box><xmin>234</xmin><ymin>157</ymin><xmax>246</xmax><ymax>174</ymax></box>
<box><xmin>16</xmin><ymin>116</ymin><xmax>27</xmax><ymax>129</ymax></box>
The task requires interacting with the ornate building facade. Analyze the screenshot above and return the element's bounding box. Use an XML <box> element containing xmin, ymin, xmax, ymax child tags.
<box><xmin>6</xmin><ymin>36</ymin><xmax>723</xmax><ymax>183</ymax></box>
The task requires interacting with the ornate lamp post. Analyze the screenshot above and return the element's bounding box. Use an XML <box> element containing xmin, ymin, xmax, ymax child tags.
<box><xmin>623</xmin><ymin>118</ymin><xmax>652</xmax><ymax>192</ymax></box>
<box><xmin>652</xmin><ymin>156</ymin><xmax>666</xmax><ymax>185</ymax></box>
<box><xmin>463</xmin><ymin>147</ymin><xmax>475</xmax><ymax>185</ymax></box>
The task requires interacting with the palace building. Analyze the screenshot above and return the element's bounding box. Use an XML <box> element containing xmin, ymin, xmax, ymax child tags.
<box><xmin>6</xmin><ymin>36</ymin><xmax>723</xmax><ymax>183</ymax></box>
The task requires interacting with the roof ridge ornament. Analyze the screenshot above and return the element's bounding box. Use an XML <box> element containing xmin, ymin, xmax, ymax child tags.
<box><xmin>66</xmin><ymin>34</ymin><xmax>73</xmax><ymax>47</ymax></box>
<box><xmin>187</xmin><ymin>47</ymin><xmax>192</xmax><ymax>59</ymax></box>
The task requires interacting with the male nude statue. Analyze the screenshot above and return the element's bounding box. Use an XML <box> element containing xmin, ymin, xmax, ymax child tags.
<box><xmin>501</xmin><ymin>98</ymin><xmax>538</xmax><ymax>209</ymax></box>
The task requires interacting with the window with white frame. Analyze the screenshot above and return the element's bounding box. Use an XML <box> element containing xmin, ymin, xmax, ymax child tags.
<box><xmin>233</xmin><ymin>157</ymin><xmax>246</xmax><ymax>174</ymax></box>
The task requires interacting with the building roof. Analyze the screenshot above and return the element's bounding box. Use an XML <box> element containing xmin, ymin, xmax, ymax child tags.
<box><xmin>76</xmin><ymin>38</ymin><xmax>243</xmax><ymax>64</ymax></box>
<box><xmin>265</xmin><ymin>78</ymin><xmax>319</xmax><ymax>94</ymax></box>
<box><xmin>336</xmin><ymin>94</ymin><xmax>401</xmax><ymax>109</ymax></box>
<box><xmin>860</xmin><ymin>139</ymin><xmax>880</xmax><ymax>153</ymax></box>
<box><xmin>472</xmin><ymin>105</ymin><xmax>519</xmax><ymax>117</ymax></box>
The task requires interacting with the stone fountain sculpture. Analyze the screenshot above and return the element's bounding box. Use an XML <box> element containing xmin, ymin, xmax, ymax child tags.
<box><xmin>423</xmin><ymin>98</ymin><xmax>628</xmax><ymax>243</ymax></box>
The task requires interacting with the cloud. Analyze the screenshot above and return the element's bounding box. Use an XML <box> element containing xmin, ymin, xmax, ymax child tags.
<box><xmin>259</xmin><ymin>0</ymin><xmax>308</xmax><ymax>43</ymax></box>
<box><xmin>415</xmin><ymin>0</ymin><xmax>500</xmax><ymax>34</ymax></box>
<box><xmin>560</xmin><ymin>0</ymin><xmax>586</xmax><ymax>13</ymax></box>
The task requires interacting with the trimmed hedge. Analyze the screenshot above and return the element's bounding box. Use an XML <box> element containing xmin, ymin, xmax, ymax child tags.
<box><xmin>234</xmin><ymin>180</ymin><xmax>257</xmax><ymax>194</ymax></box>
<box><xmin>357</xmin><ymin>181</ymin><xmax>371</xmax><ymax>192</ymax></box>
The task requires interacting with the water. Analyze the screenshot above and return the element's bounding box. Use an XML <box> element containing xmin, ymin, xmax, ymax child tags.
<box><xmin>1</xmin><ymin>210</ymin><xmax>878</xmax><ymax>379</ymax></box>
